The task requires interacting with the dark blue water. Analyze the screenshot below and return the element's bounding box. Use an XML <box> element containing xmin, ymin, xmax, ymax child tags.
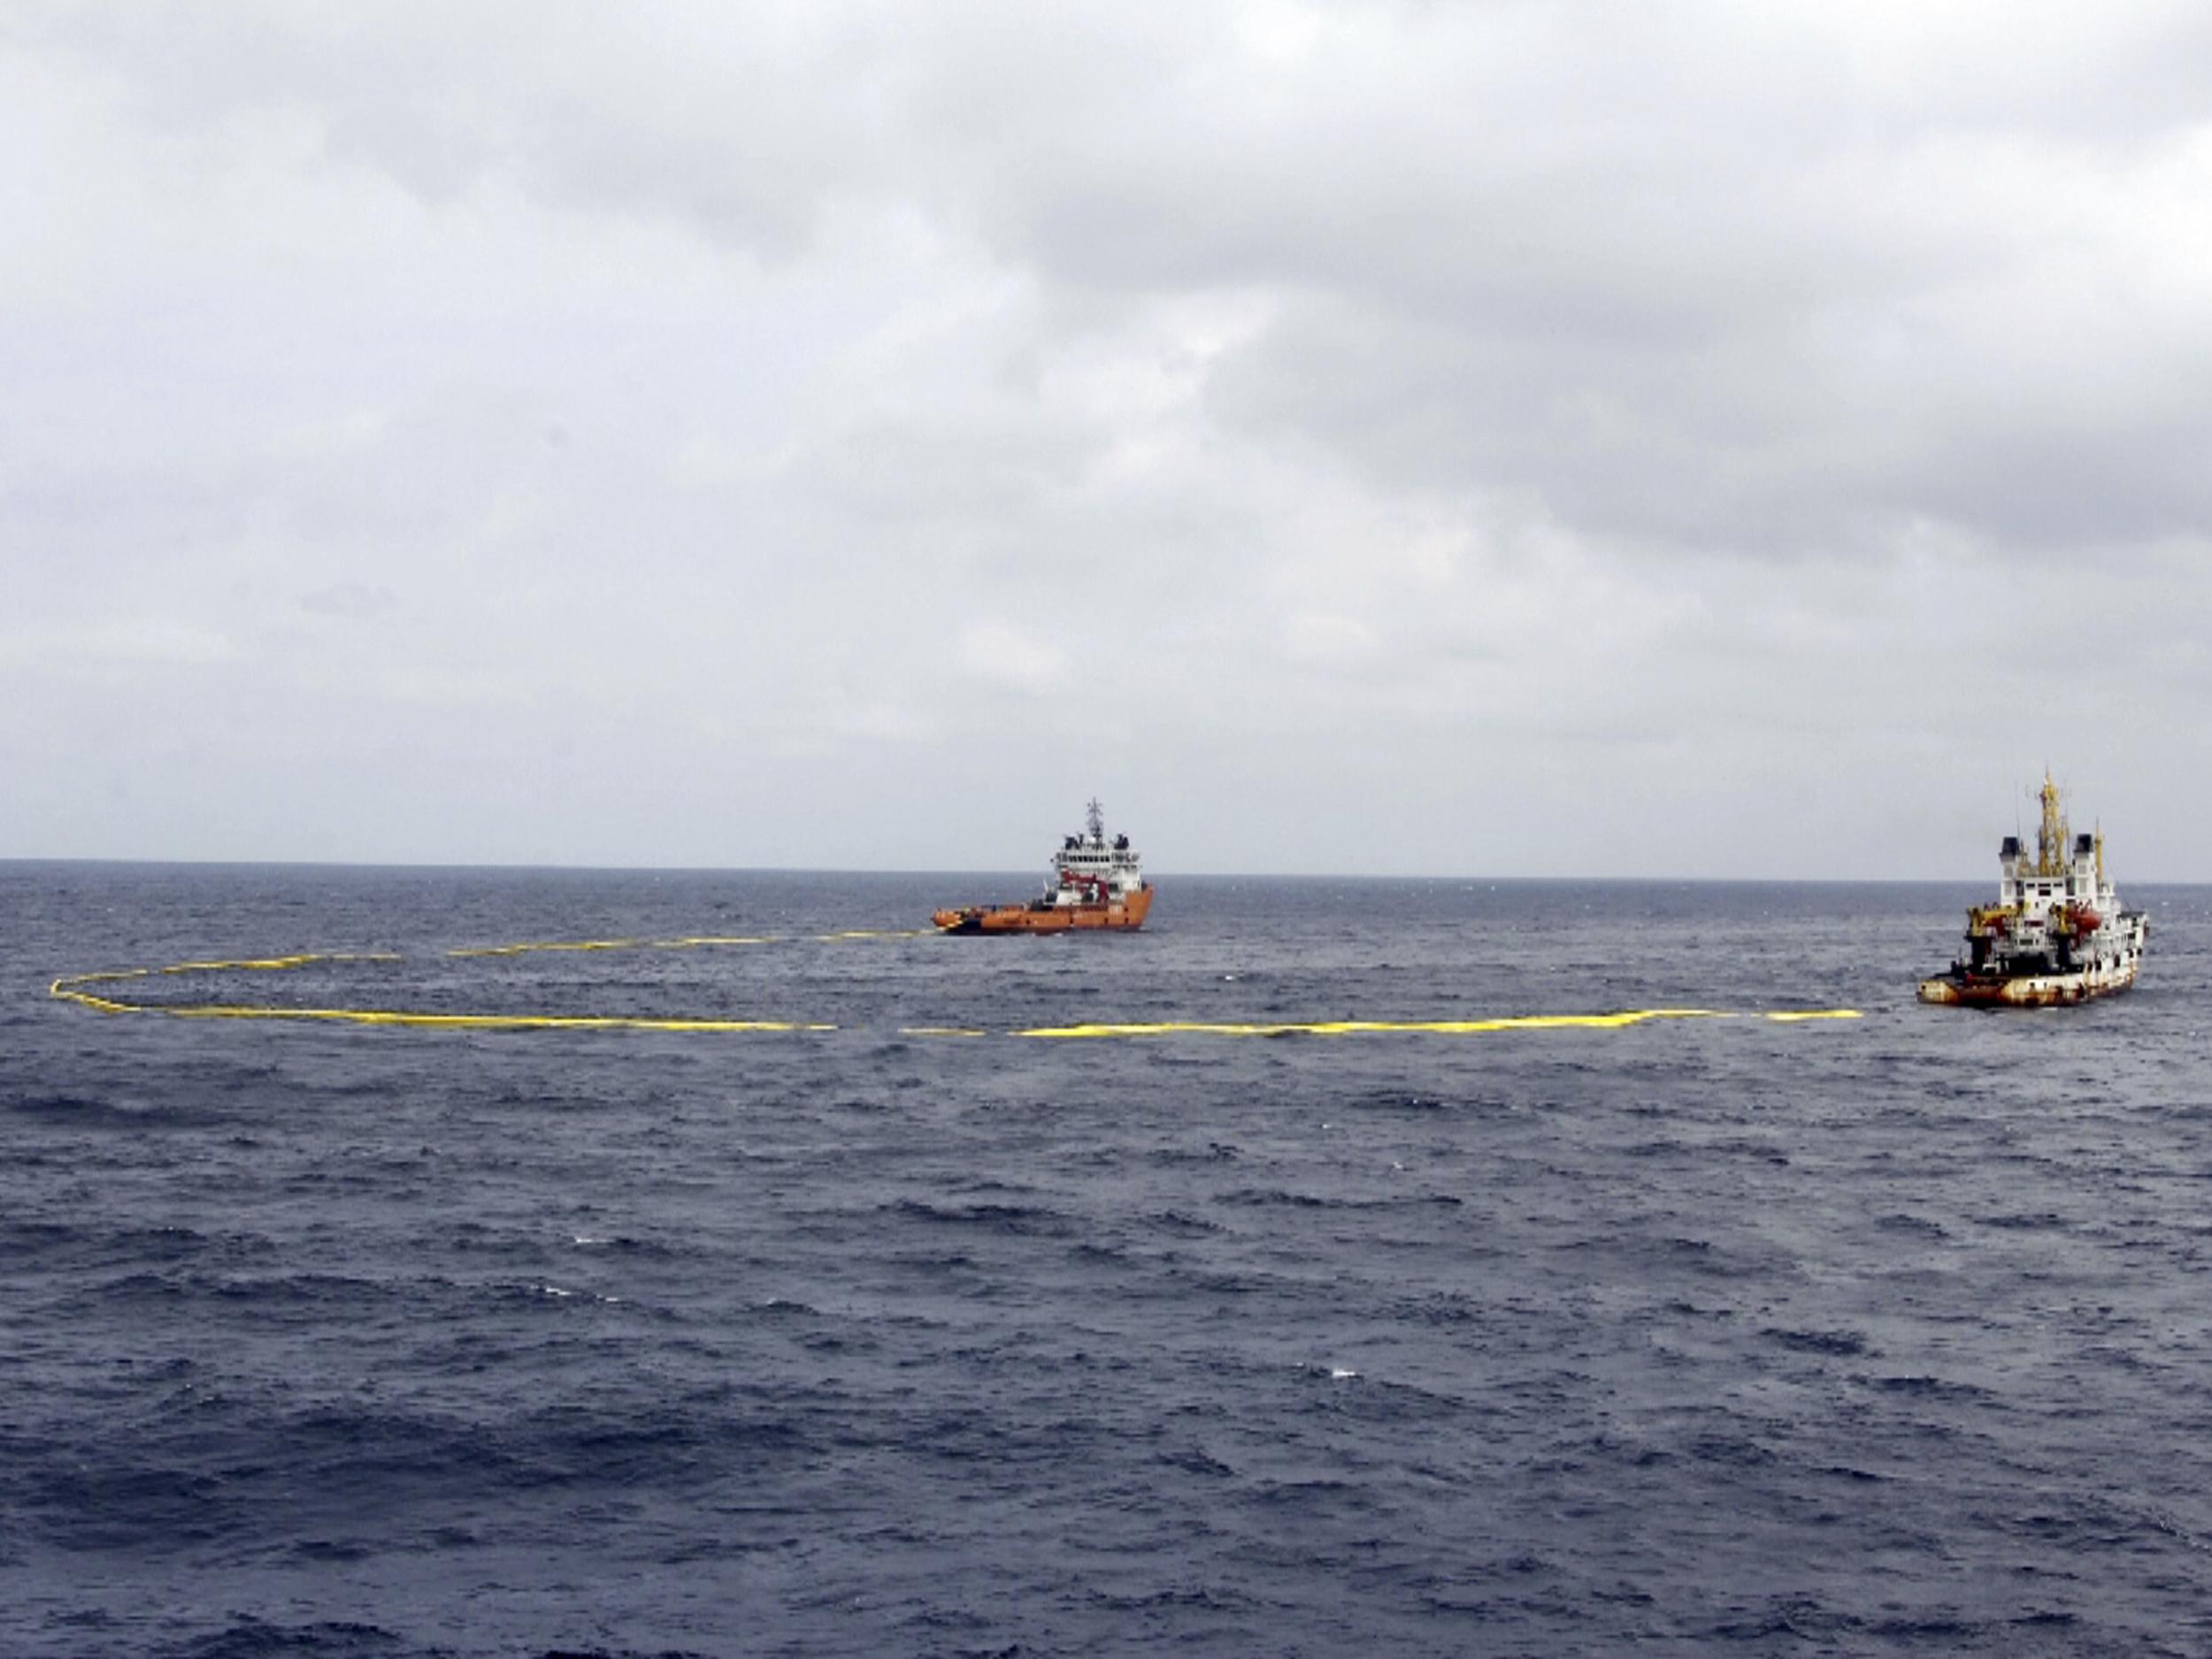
<box><xmin>8</xmin><ymin>866</ymin><xmax>2212</xmax><ymax>1657</ymax></box>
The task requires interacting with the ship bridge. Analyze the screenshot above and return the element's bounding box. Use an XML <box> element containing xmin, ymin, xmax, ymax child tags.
<box><xmin>1049</xmin><ymin>799</ymin><xmax>1143</xmax><ymax>901</ymax></box>
<box><xmin>1997</xmin><ymin>772</ymin><xmax>2109</xmax><ymax>914</ymax></box>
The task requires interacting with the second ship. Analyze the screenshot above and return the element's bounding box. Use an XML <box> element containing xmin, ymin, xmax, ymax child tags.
<box><xmin>1918</xmin><ymin>772</ymin><xmax>2148</xmax><ymax>1007</ymax></box>
<box><xmin>933</xmin><ymin>800</ymin><xmax>1153</xmax><ymax>933</ymax></box>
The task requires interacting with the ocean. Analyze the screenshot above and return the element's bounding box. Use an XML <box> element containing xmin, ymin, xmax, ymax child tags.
<box><xmin>5</xmin><ymin>864</ymin><xmax>2212</xmax><ymax>1657</ymax></box>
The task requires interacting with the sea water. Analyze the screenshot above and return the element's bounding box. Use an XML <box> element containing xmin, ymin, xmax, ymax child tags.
<box><xmin>5</xmin><ymin>865</ymin><xmax>2212</xmax><ymax>1655</ymax></box>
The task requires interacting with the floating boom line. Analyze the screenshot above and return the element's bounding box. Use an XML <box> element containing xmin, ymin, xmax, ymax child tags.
<box><xmin>47</xmin><ymin>935</ymin><xmax>1863</xmax><ymax>1040</ymax></box>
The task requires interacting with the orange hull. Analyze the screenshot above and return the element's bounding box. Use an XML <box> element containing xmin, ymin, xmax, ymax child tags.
<box><xmin>933</xmin><ymin>886</ymin><xmax>1153</xmax><ymax>934</ymax></box>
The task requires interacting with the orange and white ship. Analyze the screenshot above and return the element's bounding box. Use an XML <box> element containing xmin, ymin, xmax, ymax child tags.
<box><xmin>933</xmin><ymin>801</ymin><xmax>1153</xmax><ymax>934</ymax></box>
<box><xmin>1918</xmin><ymin>772</ymin><xmax>2147</xmax><ymax>1008</ymax></box>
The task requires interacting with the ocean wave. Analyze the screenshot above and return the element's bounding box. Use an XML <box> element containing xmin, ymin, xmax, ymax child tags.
<box><xmin>882</xmin><ymin>1199</ymin><xmax>1076</xmax><ymax>1236</ymax></box>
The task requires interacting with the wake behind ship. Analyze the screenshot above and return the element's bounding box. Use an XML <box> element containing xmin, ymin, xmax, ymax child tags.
<box><xmin>1919</xmin><ymin>772</ymin><xmax>2147</xmax><ymax>1007</ymax></box>
<box><xmin>933</xmin><ymin>801</ymin><xmax>1153</xmax><ymax>933</ymax></box>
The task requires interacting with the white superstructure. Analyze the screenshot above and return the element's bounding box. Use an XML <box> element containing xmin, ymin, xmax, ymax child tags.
<box><xmin>1044</xmin><ymin>799</ymin><xmax>1145</xmax><ymax>907</ymax></box>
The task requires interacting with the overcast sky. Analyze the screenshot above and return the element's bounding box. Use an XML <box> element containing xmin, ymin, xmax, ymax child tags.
<box><xmin>5</xmin><ymin>2</ymin><xmax>2210</xmax><ymax>877</ymax></box>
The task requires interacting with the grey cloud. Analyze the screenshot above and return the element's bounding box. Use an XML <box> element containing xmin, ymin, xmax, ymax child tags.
<box><xmin>17</xmin><ymin>1</ymin><xmax>884</xmax><ymax>251</ymax></box>
<box><xmin>298</xmin><ymin>580</ymin><xmax>398</xmax><ymax>619</ymax></box>
<box><xmin>886</xmin><ymin>4</ymin><xmax>2212</xmax><ymax>555</ymax></box>
<box><xmin>1205</xmin><ymin>289</ymin><xmax>2212</xmax><ymax>555</ymax></box>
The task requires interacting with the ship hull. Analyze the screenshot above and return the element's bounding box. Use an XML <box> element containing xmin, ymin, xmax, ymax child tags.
<box><xmin>934</xmin><ymin>887</ymin><xmax>1153</xmax><ymax>934</ymax></box>
<box><xmin>1917</xmin><ymin>956</ymin><xmax>2140</xmax><ymax>1007</ymax></box>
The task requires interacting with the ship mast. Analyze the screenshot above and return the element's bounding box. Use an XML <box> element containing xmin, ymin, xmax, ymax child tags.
<box><xmin>2034</xmin><ymin>768</ymin><xmax>2068</xmax><ymax>876</ymax></box>
<box><xmin>1086</xmin><ymin>797</ymin><xmax>1105</xmax><ymax>844</ymax></box>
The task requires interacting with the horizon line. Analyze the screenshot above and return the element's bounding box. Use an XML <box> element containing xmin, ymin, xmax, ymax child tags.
<box><xmin>4</xmin><ymin>855</ymin><xmax>2205</xmax><ymax>886</ymax></box>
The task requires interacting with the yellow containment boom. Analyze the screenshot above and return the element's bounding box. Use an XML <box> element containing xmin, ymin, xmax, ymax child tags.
<box><xmin>48</xmin><ymin>934</ymin><xmax>1862</xmax><ymax>1041</ymax></box>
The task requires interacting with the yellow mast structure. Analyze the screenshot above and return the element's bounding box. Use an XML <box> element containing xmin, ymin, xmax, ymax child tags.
<box><xmin>2034</xmin><ymin>768</ymin><xmax>2068</xmax><ymax>876</ymax></box>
